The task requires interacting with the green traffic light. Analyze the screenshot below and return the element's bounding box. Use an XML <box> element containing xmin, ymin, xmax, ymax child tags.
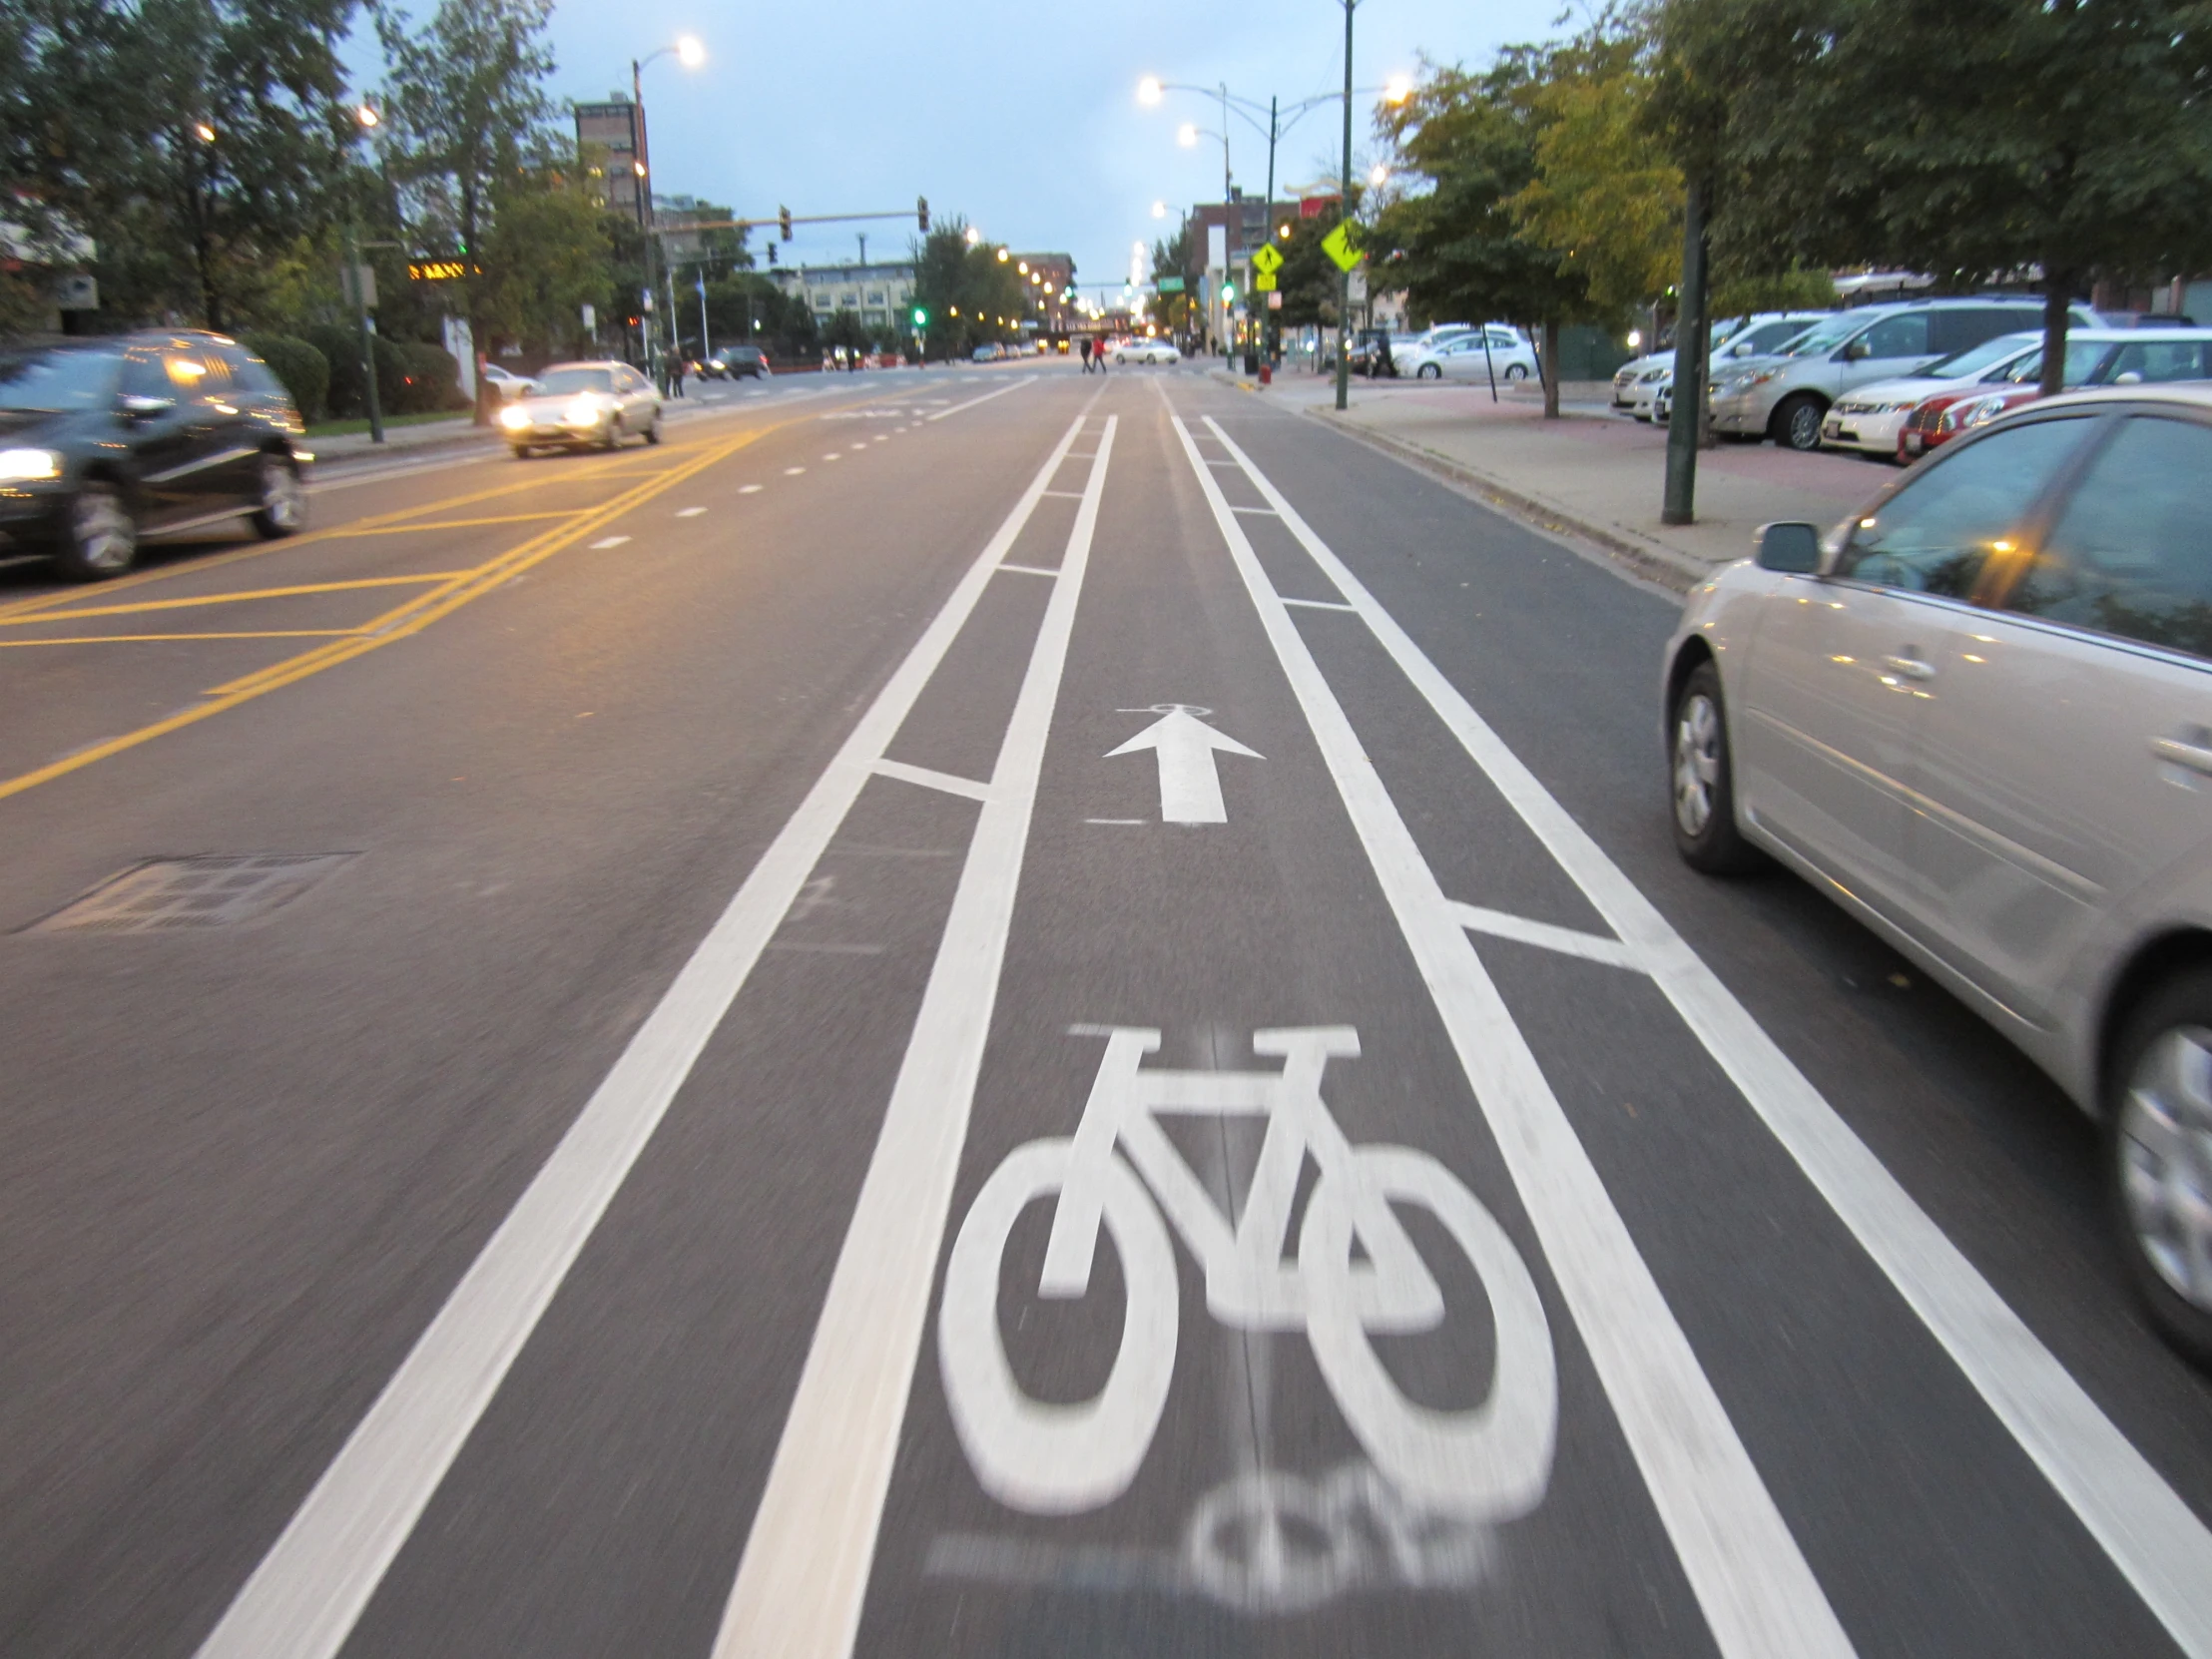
<box><xmin>1221</xmin><ymin>281</ymin><xmax>1236</xmax><ymax>302</ymax></box>
<box><xmin>912</xmin><ymin>307</ymin><xmax>928</xmax><ymax>326</ymax></box>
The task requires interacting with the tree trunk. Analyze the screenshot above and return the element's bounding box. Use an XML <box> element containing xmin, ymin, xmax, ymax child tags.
<box><xmin>1540</xmin><ymin>318</ymin><xmax>1561</xmax><ymax>418</ymax></box>
<box><xmin>1663</xmin><ymin>173</ymin><xmax>1712</xmax><ymax>526</ymax></box>
<box><xmin>2039</xmin><ymin>268</ymin><xmax>2073</xmax><ymax>398</ymax></box>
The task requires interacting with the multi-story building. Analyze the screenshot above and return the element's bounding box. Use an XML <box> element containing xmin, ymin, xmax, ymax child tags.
<box><xmin>768</xmin><ymin>263</ymin><xmax>917</xmax><ymax>332</ymax></box>
<box><xmin>573</xmin><ymin>100</ymin><xmax>645</xmax><ymax>220</ymax></box>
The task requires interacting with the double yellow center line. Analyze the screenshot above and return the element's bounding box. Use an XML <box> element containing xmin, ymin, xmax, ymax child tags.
<box><xmin>0</xmin><ymin>426</ymin><xmax>767</xmax><ymax>805</ymax></box>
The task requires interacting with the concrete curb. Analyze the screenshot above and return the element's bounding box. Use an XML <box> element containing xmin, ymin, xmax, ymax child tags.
<box><xmin>1305</xmin><ymin>409</ymin><xmax>1709</xmax><ymax>596</ymax></box>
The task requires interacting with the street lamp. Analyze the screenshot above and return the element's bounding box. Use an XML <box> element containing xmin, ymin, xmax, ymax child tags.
<box><xmin>631</xmin><ymin>34</ymin><xmax>706</xmax><ymax>381</ymax></box>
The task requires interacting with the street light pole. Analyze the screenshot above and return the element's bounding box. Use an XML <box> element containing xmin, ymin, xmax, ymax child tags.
<box><xmin>1335</xmin><ymin>0</ymin><xmax>1357</xmax><ymax>412</ymax></box>
<box><xmin>631</xmin><ymin>57</ymin><xmax>659</xmax><ymax>381</ymax></box>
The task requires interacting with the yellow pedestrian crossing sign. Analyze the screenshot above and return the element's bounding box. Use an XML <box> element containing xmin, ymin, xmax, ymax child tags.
<box><xmin>1322</xmin><ymin>221</ymin><xmax>1362</xmax><ymax>272</ymax></box>
<box><xmin>1255</xmin><ymin>272</ymin><xmax>1278</xmax><ymax>291</ymax></box>
<box><xmin>1250</xmin><ymin>242</ymin><xmax>1285</xmax><ymax>276</ymax></box>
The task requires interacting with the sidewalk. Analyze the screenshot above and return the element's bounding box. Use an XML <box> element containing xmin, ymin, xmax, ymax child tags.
<box><xmin>1228</xmin><ymin>369</ymin><xmax>1891</xmax><ymax>590</ymax></box>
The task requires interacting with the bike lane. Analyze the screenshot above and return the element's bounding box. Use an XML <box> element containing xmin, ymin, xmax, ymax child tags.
<box><xmin>834</xmin><ymin>385</ymin><xmax>1741</xmax><ymax>1656</ymax></box>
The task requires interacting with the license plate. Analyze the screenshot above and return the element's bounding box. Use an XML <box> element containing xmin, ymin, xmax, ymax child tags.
<box><xmin>1903</xmin><ymin>432</ymin><xmax>1924</xmax><ymax>454</ymax></box>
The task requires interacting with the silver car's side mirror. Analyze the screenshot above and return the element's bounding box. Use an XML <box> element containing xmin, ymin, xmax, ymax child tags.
<box><xmin>119</xmin><ymin>393</ymin><xmax>175</xmax><ymax>417</ymax></box>
<box><xmin>1754</xmin><ymin>520</ymin><xmax>1823</xmax><ymax>573</ymax></box>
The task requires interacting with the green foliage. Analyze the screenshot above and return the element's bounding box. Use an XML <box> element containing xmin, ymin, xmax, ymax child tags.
<box><xmin>1710</xmin><ymin>266</ymin><xmax>1836</xmax><ymax>317</ymax></box>
<box><xmin>384</xmin><ymin>339</ymin><xmax>465</xmax><ymax>413</ymax></box>
<box><xmin>241</xmin><ymin>332</ymin><xmax>331</xmax><ymax>421</ymax></box>
<box><xmin>6</xmin><ymin>0</ymin><xmax>363</xmax><ymax>330</ymax></box>
<box><xmin>822</xmin><ymin>308</ymin><xmax>868</xmax><ymax>353</ymax></box>
<box><xmin>478</xmin><ymin>165</ymin><xmax>616</xmax><ymax>355</ymax></box>
<box><xmin>1370</xmin><ymin>60</ymin><xmax>1598</xmax><ymax>336</ymax></box>
<box><xmin>1272</xmin><ymin>218</ymin><xmax>1342</xmax><ymax>329</ymax></box>
<box><xmin>1506</xmin><ymin>17</ymin><xmax>1681</xmax><ymax>315</ymax></box>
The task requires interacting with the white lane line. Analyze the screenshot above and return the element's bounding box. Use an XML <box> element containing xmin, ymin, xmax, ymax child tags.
<box><xmin>1201</xmin><ymin>422</ymin><xmax>2212</xmax><ymax>1656</ymax></box>
<box><xmin>1174</xmin><ymin>415</ymin><xmax>1858</xmax><ymax>1659</ymax></box>
<box><xmin>1084</xmin><ymin>818</ymin><xmax>1145</xmax><ymax>825</ymax></box>
<box><xmin>1280</xmin><ymin>597</ymin><xmax>1356</xmax><ymax>613</ymax></box>
<box><xmin>924</xmin><ymin>376</ymin><xmax>1038</xmax><ymax>421</ymax></box>
<box><xmin>589</xmin><ymin>536</ymin><xmax>631</xmax><ymax>549</ymax></box>
<box><xmin>1230</xmin><ymin>504</ymin><xmax>1279</xmax><ymax>516</ymax></box>
<box><xmin>676</xmin><ymin>507</ymin><xmax>707</xmax><ymax>518</ymax></box>
<box><xmin>785</xmin><ymin>466</ymin><xmax>806</xmax><ymax>475</ymax></box>
<box><xmin>871</xmin><ymin>758</ymin><xmax>995</xmax><ymax>803</ymax></box>
<box><xmin>1040</xmin><ymin>490</ymin><xmax>1086</xmax><ymax>500</ymax></box>
<box><xmin>739</xmin><ymin>484</ymin><xmax>763</xmax><ymax>494</ymax></box>
<box><xmin>1448</xmin><ymin>901</ymin><xmax>1643</xmax><ymax>970</ymax></box>
<box><xmin>716</xmin><ymin>415</ymin><xmax>1118</xmax><ymax>1659</ymax></box>
<box><xmin>825</xmin><ymin>453</ymin><xmax>842</xmax><ymax>461</ymax></box>
<box><xmin>188</xmin><ymin>414</ymin><xmax>1101</xmax><ymax>1659</ymax></box>
<box><xmin>996</xmin><ymin>562</ymin><xmax>1059</xmax><ymax>578</ymax></box>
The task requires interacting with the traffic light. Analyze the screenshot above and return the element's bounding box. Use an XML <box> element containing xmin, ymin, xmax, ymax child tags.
<box><xmin>916</xmin><ymin>196</ymin><xmax>929</xmax><ymax>233</ymax></box>
<box><xmin>911</xmin><ymin>306</ymin><xmax>928</xmax><ymax>327</ymax></box>
<box><xmin>779</xmin><ymin>205</ymin><xmax>792</xmax><ymax>241</ymax></box>
<box><xmin>1221</xmin><ymin>278</ymin><xmax>1236</xmax><ymax>303</ymax></box>
<box><xmin>766</xmin><ymin>244</ymin><xmax>777</xmax><ymax>267</ymax></box>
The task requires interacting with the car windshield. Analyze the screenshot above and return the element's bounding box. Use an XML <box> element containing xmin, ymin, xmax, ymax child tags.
<box><xmin>1736</xmin><ymin>318</ymin><xmax>1824</xmax><ymax>354</ymax></box>
<box><xmin>1921</xmin><ymin>333</ymin><xmax>2038</xmax><ymax>378</ymax></box>
<box><xmin>2001</xmin><ymin>335</ymin><xmax>2140</xmax><ymax>386</ymax></box>
<box><xmin>1778</xmin><ymin>315</ymin><xmax>1870</xmax><ymax>357</ymax></box>
<box><xmin>0</xmin><ymin>347</ymin><xmax>123</xmax><ymax>411</ymax></box>
<box><xmin>534</xmin><ymin>367</ymin><xmax>615</xmax><ymax>395</ymax></box>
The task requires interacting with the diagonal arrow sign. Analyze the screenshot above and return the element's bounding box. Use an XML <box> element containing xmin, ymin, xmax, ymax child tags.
<box><xmin>1105</xmin><ymin>709</ymin><xmax>1262</xmax><ymax>824</ymax></box>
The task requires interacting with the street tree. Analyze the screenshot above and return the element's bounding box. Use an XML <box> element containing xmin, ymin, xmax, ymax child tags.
<box><xmin>1371</xmin><ymin>57</ymin><xmax>1599</xmax><ymax>416</ymax></box>
<box><xmin>909</xmin><ymin>222</ymin><xmax>1028</xmax><ymax>359</ymax></box>
<box><xmin>7</xmin><ymin>0</ymin><xmax>362</xmax><ymax>331</ymax></box>
<box><xmin>373</xmin><ymin>0</ymin><xmax>560</xmax><ymax>416</ymax></box>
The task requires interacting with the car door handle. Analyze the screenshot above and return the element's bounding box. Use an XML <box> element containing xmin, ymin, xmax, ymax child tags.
<box><xmin>2150</xmin><ymin>737</ymin><xmax>2212</xmax><ymax>778</ymax></box>
<box><xmin>1882</xmin><ymin>654</ymin><xmax>1936</xmax><ymax>682</ymax></box>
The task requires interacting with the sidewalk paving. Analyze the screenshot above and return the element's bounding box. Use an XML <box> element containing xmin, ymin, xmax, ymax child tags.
<box><xmin>1224</xmin><ymin>367</ymin><xmax>1897</xmax><ymax>590</ymax></box>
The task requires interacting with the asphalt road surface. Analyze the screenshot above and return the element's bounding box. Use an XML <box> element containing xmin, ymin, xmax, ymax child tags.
<box><xmin>4</xmin><ymin>361</ymin><xmax>2209</xmax><ymax>1659</ymax></box>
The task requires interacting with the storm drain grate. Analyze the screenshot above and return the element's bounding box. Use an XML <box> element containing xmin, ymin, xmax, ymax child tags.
<box><xmin>27</xmin><ymin>853</ymin><xmax>357</xmax><ymax>934</ymax></box>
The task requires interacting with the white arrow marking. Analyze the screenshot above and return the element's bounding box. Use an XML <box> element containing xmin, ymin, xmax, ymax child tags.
<box><xmin>1105</xmin><ymin>709</ymin><xmax>1261</xmax><ymax>824</ymax></box>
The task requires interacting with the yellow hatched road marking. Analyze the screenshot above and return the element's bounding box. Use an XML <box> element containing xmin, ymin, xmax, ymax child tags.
<box><xmin>2</xmin><ymin>573</ymin><xmax>475</xmax><ymax>627</ymax></box>
<box><xmin>326</xmin><ymin>512</ymin><xmax>582</xmax><ymax>538</ymax></box>
<box><xmin>0</xmin><ymin>426</ymin><xmax>769</xmax><ymax>804</ymax></box>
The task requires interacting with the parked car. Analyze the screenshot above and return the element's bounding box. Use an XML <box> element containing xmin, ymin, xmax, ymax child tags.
<box><xmin>480</xmin><ymin>362</ymin><xmax>539</xmax><ymax>401</ymax></box>
<box><xmin>498</xmin><ymin>360</ymin><xmax>662</xmax><ymax>456</ymax></box>
<box><xmin>971</xmin><ymin>343</ymin><xmax>1004</xmax><ymax>362</ymax></box>
<box><xmin>1708</xmin><ymin>297</ymin><xmax>2102</xmax><ymax>451</ymax></box>
<box><xmin>1821</xmin><ymin>332</ymin><xmax>2046</xmax><ymax>458</ymax></box>
<box><xmin>1113</xmin><ymin>339</ymin><xmax>1181</xmax><ymax>364</ymax></box>
<box><xmin>1400</xmin><ymin>326</ymin><xmax>1540</xmax><ymax>382</ymax></box>
<box><xmin>0</xmin><ymin>330</ymin><xmax>308</xmax><ymax>580</ymax></box>
<box><xmin>1662</xmin><ymin>383</ymin><xmax>2212</xmax><ymax>1361</ymax></box>
<box><xmin>704</xmin><ymin>346</ymin><xmax>771</xmax><ymax>380</ymax></box>
<box><xmin>1613</xmin><ymin>311</ymin><xmax>1833</xmax><ymax>419</ymax></box>
<box><xmin>1898</xmin><ymin>329</ymin><xmax>2212</xmax><ymax>460</ymax></box>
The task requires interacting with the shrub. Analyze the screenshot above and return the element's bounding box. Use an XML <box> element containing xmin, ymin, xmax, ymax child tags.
<box><xmin>302</xmin><ymin>321</ymin><xmax>367</xmax><ymax>417</ymax></box>
<box><xmin>240</xmin><ymin>332</ymin><xmax>329</xmax><ymax>422</ymax></box>
<box><xmin>297</xmin><ymin>326</ymin><xmax>469</xmax><ymax>419</ymax></box>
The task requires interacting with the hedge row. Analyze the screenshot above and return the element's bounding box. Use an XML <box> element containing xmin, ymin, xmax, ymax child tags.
<box><xmin>241</xmin><ymin>328</ymin><xmax>470</xmax><ymax>423</ymax></box>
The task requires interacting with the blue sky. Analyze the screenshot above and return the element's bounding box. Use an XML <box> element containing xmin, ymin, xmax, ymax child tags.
<box><xmin>487</xmin><ymin>0</ymin><xmax>1572</xmax><ymax>296</ymax></box>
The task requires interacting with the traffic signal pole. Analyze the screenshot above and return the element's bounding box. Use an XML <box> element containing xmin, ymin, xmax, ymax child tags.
<box><xmin>1335</xmin><ymin>0</ymin><xmax>1356</xmax><ymax>412</ymax></box>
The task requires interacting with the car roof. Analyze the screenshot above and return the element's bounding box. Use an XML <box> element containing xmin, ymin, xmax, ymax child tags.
<box><xmin>2020</xmin><ymin>383</ymin><xmax>2212</xmax><ymax>416</ymax></box>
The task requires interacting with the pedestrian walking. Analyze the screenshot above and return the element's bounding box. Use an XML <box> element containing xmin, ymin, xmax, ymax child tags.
<box><xmin>1079</xmin><ymin>337</ymin><xmax>1093</xmax><ymax>374</ymax></box>
<box><xmin>670</xmin><ymin>357</ymin><xmax>686</xmax><ymax>398</ymax></box>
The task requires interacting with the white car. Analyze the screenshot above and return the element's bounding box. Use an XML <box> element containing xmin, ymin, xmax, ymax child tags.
<box><xmin>1400</xmin><ymin>327</ymin><xmax>1539</xmax><ymax>382</ymax></box>
<box><xmin>1613</xmin><ymin>312</ymin><xmax>1833</xmax><ymax>419</ymax></box>
<box><xmin>1662</xmin><ymin>383</ymin><xmax>2212</xmax><ymax>1361</ymax></box>
<box><xmin>498</xmin><ymin>359</ymin><xmax>663</xmax><ymax>455</ymax></box>
<box><xmin>480</xmin><ymin>363</ymin><xmax>539</xmax><ymax>402</ymax></box>
<box><xmin>1820</xmin><ymin>331</ymin><xmax>2046</xmax><ymax>457</ymax></box>
<box><xmin>1113</xmin><ymin>340</ymin><xmax>1181</xmax><ymax>364</ymax></box>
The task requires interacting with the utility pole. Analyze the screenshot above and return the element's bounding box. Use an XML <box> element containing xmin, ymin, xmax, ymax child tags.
<box><xmin>1334</xmin><ymin>0</ymin><xmax>1356</xmax><ymax>411</ymax></box>
<box><xmin>630</xmin><ymin>60</ymin><xmax>659</xmax><ymax>380</ymax></box>
<box><xmin>343</xmin><ymin>218</ymin><xmax>384</xmax><ymax>445</ymax></box>
<box><xmin>1263</xmin><ymin>94</ymin><xmax>1278</xmax><ymax>375</ymax></box>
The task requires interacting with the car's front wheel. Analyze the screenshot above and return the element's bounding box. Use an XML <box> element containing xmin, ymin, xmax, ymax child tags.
<box><xmin>2107</xmin><ymin>973</ymin><xmax>2212</xmax><ymax>1366</ymax></box>
<box><xmin>1669</xmin><ymin>660</ymin><xmax>1762</xmax><ymax>874</ymax></box>
<box><xmin>644</xmin><ymin>414</ymin><xmax>662</xmax><ymax>445</ymax></box>
<box><xmin>1504</xmin><ymin>363</ymin><xmax>1530</xmax><ymax>380</ymax></box>
<box><xmin>1772</xmin><ymin>393</ymin><xmax>1827</xmax><ymax>452</ymax></box>
<box><xmin>250</xmin><ymin>453</ymin><xmax>304</xmax><ymax>539</ymax></box>
<box><xmin>53</xmin><ymin>479</ymin><xmax>139</xmax><ymax>580</ymax></box>
<box><xmin>1416</xmin><ymin>363</ymin><xmax>1441</xmax><ymax>379</ymax></box>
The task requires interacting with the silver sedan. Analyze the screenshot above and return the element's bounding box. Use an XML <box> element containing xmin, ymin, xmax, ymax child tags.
<box><xmin>500</xmin><ymin>360</ymin><xmax>663</xmax><ymax>455</ymax></box>
<box><xmin>1662</xmin><ymin>383</ymin><xmax>2212</xmax><ymax>1363</ymax></box>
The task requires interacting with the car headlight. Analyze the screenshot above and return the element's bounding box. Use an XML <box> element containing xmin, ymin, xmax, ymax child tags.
<box><xmin>1955</xmin><ymin>393</ymin><xmax>2016</xmax><ymax>430</ymax></box>
<box><xmin>0</xmin><ymin>447</ymin><xmax>61</xmax><ymax>482</ymax></box>
<box><xmin>562</xmin><ymin>395</ymin><xmax>608</xmax><ymax>426</ymax></box>
<box><xmin>499</xmin><ymin>404</ymin><xmax>531</xmax><ymax>430</ymax></box>
<box><xmin>1638</xmin><ymin>366</ymin><xmax>1668</xmax><ymax>382</ymax></box>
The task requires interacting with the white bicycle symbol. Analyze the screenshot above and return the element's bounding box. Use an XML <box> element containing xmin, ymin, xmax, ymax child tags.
<box><xmin>938</xmin><ymin>1026</ymin><xmax>1557</xmax><ymax>1519</ymax></box>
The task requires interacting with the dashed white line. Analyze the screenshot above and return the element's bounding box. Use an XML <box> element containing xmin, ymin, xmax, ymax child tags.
<box><xmin>676</xmin><ymin>507</ymin><xmax>707</xmax><ymax>518</ymax></box>
<box><xmin>739</xmin><ymin>484</ymin><xmax>763</xmax><ymax>494</ymax></box>
<box><xmin>589</xmin><ymin>536</ymin><xmax>631</xmax><ymax>549</ymax></box>
<box><xmin>785</xmin><ymin>466</ymin><xmax>806</xmax><ymax>476</ymax></box>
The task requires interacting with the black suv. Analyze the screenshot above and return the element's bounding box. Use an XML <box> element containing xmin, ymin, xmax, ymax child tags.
<box><xmin>0</xmin><ymin>330</ymin><xmax>308</xmax><ymax>580</ymax></box>
<box><xmin>704</xmin><ymin>345</ymin><xmax>771</xmax><ymax>380</ymax></box>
